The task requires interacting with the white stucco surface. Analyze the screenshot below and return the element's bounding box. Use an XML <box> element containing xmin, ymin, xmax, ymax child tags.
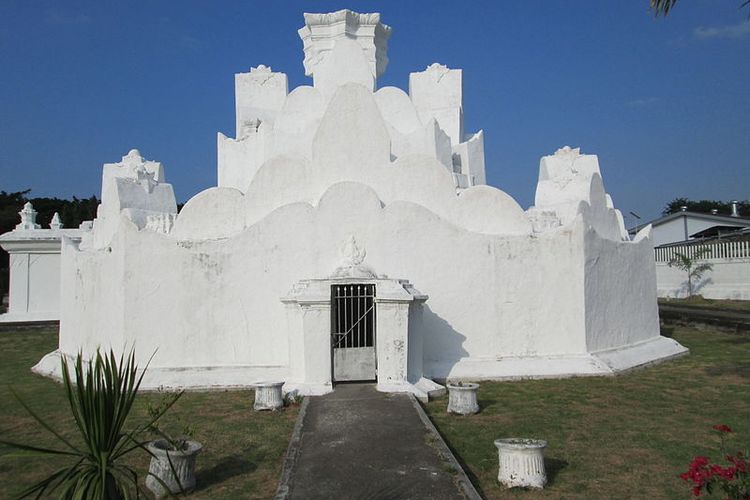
<box><xmin>0</xmin><ymin>204</ymin><xmax>85</xmax><ymax>322</ymax></box>
<box><xmin>34</xmin><ymin>9</ymin><xmax>686</xmax><ymax>393</ymax></box>
<box><xmin>656</xmin><ymin>259</ymin><xmax>750</xmax><ymax>300</ymax></box>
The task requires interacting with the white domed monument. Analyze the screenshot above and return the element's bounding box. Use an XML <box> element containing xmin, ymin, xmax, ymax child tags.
<box><xmin>33</xmin><ymin>9</ymin><xmax>687</xmax><ymax>401</ymax></box>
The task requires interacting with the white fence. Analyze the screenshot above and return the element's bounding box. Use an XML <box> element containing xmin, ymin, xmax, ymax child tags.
<box><xmin>655</xmin><ymin>240</ymin><xmax>750</xmax><ymax>263</ymax></box>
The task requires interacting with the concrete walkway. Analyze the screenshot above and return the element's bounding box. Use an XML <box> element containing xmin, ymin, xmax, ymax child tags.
<box><xmin>276</xmin><ymin>384</ymin><xmax>478</xmax><ymax>500</ymax></box>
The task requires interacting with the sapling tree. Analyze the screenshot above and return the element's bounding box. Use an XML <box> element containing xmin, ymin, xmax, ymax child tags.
<box><xmin>668</xmin><ymin>248</ymin><xmax>713</xmax><ymax>297</ymax></box>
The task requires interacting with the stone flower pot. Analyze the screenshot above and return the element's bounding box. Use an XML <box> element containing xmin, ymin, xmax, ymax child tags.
<box><xmin>446</xmin><ymin>382</ymin><xmax>480</xmax><ymax>415</ymax></box>
<box><xmin>253</xmin><ymin>381</ymin><xmax>285</xmax><ymax>411</ymax></box>
<box><xmin>145</xmin><ymin>439</ymin><xmax>202</xmax><ymax>497</ymax></box>
<box><xmin>494</xmin><ymin>438</ymin><xmax>547</xmax><ymax>489</ymax></box>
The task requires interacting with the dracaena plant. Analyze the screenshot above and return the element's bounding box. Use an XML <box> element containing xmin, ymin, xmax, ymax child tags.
<box><xmin>0</xmin><ymin>349</ymin><xmax>182</xmax><ymax>499</ymax></box>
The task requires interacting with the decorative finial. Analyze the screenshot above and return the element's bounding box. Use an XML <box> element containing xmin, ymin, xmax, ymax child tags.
<box><xmin>50</xmin><ymin>212</ymin><xmax>63</xmax><ymax>230</ymax></box>
<box><xmin>425</xmin><ymin>63</ymin><xmax>450</xmax><ymax>81</ymax></box>
<box><xmin>554</xmin><ymin>146</ymin><xmax>581</xmax><ymax>161</ymax></box>
<box><xmin>122</xmin><ymin>149</ymin><xmax>143</xmax><ymax>165</ymax></box>
<box><xmin>16</xmin><ymin>202</ymin><xmax>41</xmax><ymax>230</ymax></box>
<box><xmin>298</xmin><ymin>9</ymin><xmax>391</xmax><ymax>79</ymax></box>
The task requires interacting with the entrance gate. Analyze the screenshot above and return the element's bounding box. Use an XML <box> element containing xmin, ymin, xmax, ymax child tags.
<box><xmin>331</xmin><ymin>284</ymin><xmax>376</xmax><ymax>381</ymax></box>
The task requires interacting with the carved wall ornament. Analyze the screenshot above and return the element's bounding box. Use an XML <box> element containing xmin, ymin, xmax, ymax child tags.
<box><xmin>331</xmin><ymin>236</ymin><xmax>379</xmax><ymax>278</ymax></box>
<box><xmin>554</xmin><ymin>146</ymin><xmax>581</xmax><ymax>161</ymax></box>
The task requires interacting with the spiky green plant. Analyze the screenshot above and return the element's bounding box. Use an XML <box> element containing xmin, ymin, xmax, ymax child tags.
<box><xmin>0</xmin><ymin>349</ymin><xmax>181</xmax><ymax>499</ymax></box>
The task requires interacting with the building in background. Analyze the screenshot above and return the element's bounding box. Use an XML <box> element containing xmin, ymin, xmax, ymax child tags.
<box><xmin>631</xmin><ymin>203</ymin><xmax>750</xmax><ymax>247</ymax></box>
<box><xmin>630</xmin><ymin>203</ymin><xmax>750</xmax><ymax>300</ymax></box>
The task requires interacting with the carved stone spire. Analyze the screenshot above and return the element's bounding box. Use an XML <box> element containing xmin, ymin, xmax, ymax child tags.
<box><xmin>298</xmin><ymin>9</ymin><xmax>391</xmax><ymax>92</ymax></box>
<box><xmin>16</xmin><ymin>202</ymin><xmax>40</xmax><ymax>230</ymax></box>
<box><xmin>49</xmin><ymin>212</ymin><xmax>63</xmax><ymax>230</ymax></box>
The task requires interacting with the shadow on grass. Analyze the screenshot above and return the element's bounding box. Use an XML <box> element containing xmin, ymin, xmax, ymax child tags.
<box><xmin>722</xmin><ymin>336</ymin><xmax>750</xmax><ymax>345</ymax></box>
<box><xmin>193</xmin><ymin>448</ymin><xmax>264</xmax><ymax>491</ymax></box>
<box><xmin>704</xmin><ymin>362</ymin><xmax>750</xmax><ymax>379</ymax></box>
<box><xmin>545</xmin><ymin>457</ymin><xmax>569</xmax><ymax>487</ymax></box>
<box><xmin>660</xmin><ymin>325</ymin><xmax>675</xmax><ymax>338</ymax></box>
<box><xmin>476</xmin><ymin>396</ymin><xmax>498</xmax><ymax>412</ymax></box>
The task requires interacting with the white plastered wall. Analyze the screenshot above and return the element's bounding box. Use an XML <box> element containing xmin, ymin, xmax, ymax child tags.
<box><xmin>40</xmin><ymin>9</ymin><xmax>687</xmax><ymax>390</ymax></box>
<box><xmin>656</xmin><ymin>259</ymin><xmax>750</xmax><ymax>300</ymax></box>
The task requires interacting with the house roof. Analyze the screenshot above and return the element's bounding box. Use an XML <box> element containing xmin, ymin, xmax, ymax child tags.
<box><xmin>628</xmin><ymin>211</ymin><xmax>750</xmax><ymax>234</ymax></box>
<box><xmin>654</xmin><ymin>227</ymin><xmax>750</xmax><ymax>248</ymax></box>
<box><xmin>689</xmin><ymin>225</ymin><xmax>748</xmax><ymax>239</ymax></box>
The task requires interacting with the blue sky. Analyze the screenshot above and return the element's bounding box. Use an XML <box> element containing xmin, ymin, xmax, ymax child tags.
<box><xmin>0</xmin><ymin>1</ymin><xmax>748</xmax><ymax>223</ymax></box>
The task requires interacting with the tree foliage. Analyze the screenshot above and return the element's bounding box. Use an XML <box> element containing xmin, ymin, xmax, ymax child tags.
<box><xmin>650</xmin><ymin>0</ymin><xmax>750</xmax><ymax>16</ymax></box>
<box><xmin>650</xmin><ymin>0</ymin><xmax>679</xmax><ymax>16</ymax></box>
<box><xmin>662</xmin><ymin>198</ymin><xmax>750</xmax><ymax>217</ymax></box>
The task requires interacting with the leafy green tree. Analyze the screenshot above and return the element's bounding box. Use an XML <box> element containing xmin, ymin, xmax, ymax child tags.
<box><xmin>662</xmin><ymin>198</ymin><xmax>749</xmax><ymax>217</ymax></box>
<box><xmin>668</xmin><ymin>248</ymin><xmax>714</xmax><ymax>297</ymax></box>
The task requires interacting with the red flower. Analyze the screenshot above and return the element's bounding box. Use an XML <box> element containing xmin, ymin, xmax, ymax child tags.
<box><xmin>728</xmin><ymin>453</ymin><xmax>749</xmax><ymax>473</ymax></box>
<box><xmin>712</xmin><ymin>424</ymin><xmax>733</xmax><ymax>434</ymax></box>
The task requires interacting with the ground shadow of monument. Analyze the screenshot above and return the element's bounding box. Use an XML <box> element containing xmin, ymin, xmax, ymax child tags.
<box><xmin>545</xmin><ymin>457</ymin><xmax>569</xmax><ymax>487</ymax></box>
<box><xmin>419</xmin><ymin>304</ymin><xmax>469</xmax><ymax>382</ymax></box>
<box><xmin>660</xmin><ymin>324</ymin><xmax>675</xmax><ymax>338</ymax></box>
<box><xmin>705</xmin><ymin>361</ymin><xmax>750</xmax><ymax>379</ymax></box>
<box><xmin>193</xmin><ymin>447</ymin><xmax>261</xmax><ymax>491</ymax></box>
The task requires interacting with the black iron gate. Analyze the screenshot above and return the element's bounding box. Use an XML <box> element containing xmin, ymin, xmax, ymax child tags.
<box><xmin>331</xmin><ymin>284</ymin><xmax>376</xmax><ymax>381</ymax></box>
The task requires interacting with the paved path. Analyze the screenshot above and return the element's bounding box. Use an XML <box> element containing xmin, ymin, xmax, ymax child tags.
<box><xmin>278</xmin><ymin>384</ymin><xmax>476</xmax><ymax>500</ymax></box>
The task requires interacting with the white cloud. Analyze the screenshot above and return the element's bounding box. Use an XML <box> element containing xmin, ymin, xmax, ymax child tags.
<box><xmin>44</xmin><ymin>9</ymin><xmax>90</xmax><ymax>25</ymax></box>
<box><xmin>693</xmin><ymin>21</ymin><xmax>750</xmax><ymax>40</ymax></box>
<box><xmin>627</xmin><ymin>97</ymin><xmax>660</xmax><ymax>108</ymax></box>
<box><xmin>179</xmin><ymin>35</ymin><xmax>202</xmax><ymax>50</ymax></box>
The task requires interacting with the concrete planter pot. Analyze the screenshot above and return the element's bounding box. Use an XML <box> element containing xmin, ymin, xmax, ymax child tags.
<box><xmin>446</xmin><ymin>382</ymin><xmax>480</xmax><ymax>415</ymax></box>
<box><xmin>253</xmin><ymin>381</ymin><xmax>285</xmax><ymax>411</ymax></box>
<box><xmin>494</xmin><ymin>438</ymin><xmax>547</xmax><ymax>489</ymax></box>
<box><xmin>145</xmin><ymin>439</ymin><xmax>202</xmax><ymax>497</ymax></box>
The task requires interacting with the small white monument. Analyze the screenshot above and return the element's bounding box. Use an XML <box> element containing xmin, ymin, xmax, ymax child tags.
<box><xmin>0</xmin><ymin>204</ymin><xmax>86</xmax><ymax>322</ymax></box>
<box><xmin>32</xmin><ymin>10</ymin><xmax>686</xmax><ymax>398</ymax></box>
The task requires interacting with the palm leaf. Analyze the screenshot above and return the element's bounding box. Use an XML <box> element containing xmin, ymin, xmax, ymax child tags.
<box><xmin>650</xmin><ymin>0</ymin><xmax>678</xmax><ymax>16</ymax></box>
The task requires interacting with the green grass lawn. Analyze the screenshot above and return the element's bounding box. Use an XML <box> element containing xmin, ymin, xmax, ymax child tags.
<box><xmin>2</xmin><ymin>325</ymin><xmax>748</xmax><ymax>499</ymax></box>
<box><xmin>0</xmin><ymin>328</ymin><xmax>298</xmax><ymax>499</ymax></box>
<box><xmin>424</xmin><ymin>325</ymin><xmax>750</xmax><ymax>498</ymax></box>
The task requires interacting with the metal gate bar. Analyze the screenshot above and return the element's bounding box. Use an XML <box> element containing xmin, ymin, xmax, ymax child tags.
<box><xmin>331</xmin><ymin>284</ymin><xmax>375</xmax><ymax>349</ymax></box>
